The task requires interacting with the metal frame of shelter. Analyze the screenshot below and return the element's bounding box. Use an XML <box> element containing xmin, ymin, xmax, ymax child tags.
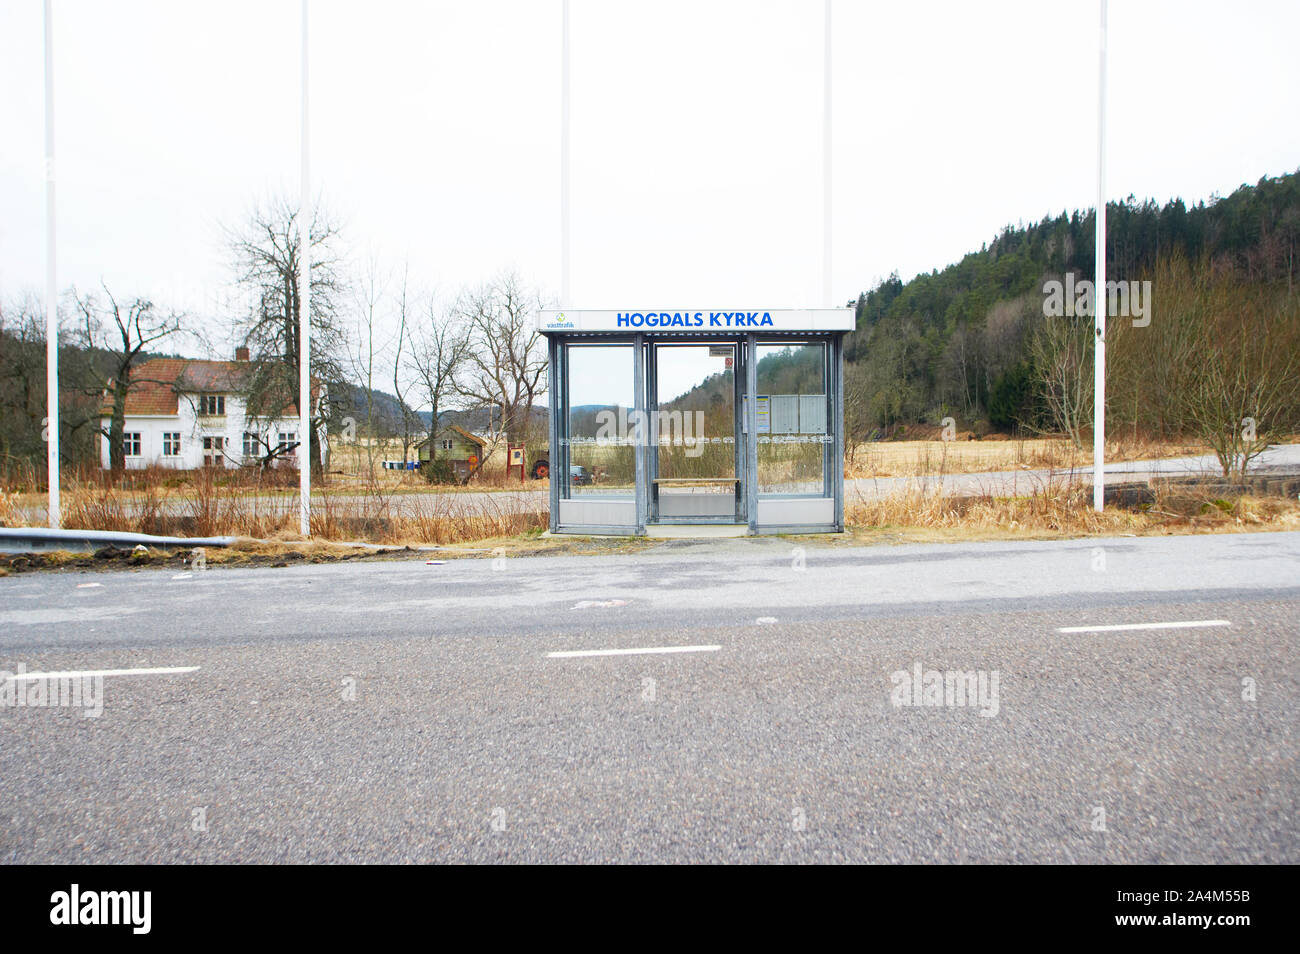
<box><xmin>541</xmin><ymin>309</ymin><xmax>853</xmax><ymax>536</ymax></box>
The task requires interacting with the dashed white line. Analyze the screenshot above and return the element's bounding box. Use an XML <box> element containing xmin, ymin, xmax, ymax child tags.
<box><xmin>1057</xmin><ymin>619</ymin><xmax>1231</xmax><ymax>634</ymax></box>
<box><xmin>546</xmin><ymin>645</ymin><xmax>721</xmax><ymax>659</ymax></box>
<box><xmin>4</xmin><ymin>666</ymin><xmax>200</xmax><ymax>681</ymax></box>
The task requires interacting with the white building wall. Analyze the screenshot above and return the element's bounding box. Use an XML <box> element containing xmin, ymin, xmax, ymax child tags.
<box><xmin>103</xmin><ymin>392</ymin><xmax>307</xmax><ymax>470</ymax></box>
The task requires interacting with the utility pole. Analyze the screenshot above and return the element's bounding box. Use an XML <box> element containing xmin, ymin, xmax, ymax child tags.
<box><xmin>44</xmin><ymin>0</ymin><xmax>60</xmax><ymax>527</ymax></box>
<box><xmin>1093</xmin><ymin>0</ymin><xmax>1108</xmax><ymax>512</ymax></box>
<box><xmin>299</xmin><ymin>0</ymin><xmax>312</xmax><ymax>536</ymax></box>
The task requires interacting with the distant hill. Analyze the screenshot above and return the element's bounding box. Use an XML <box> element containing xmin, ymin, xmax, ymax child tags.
<box><xmin>327</xmin><ymin>381</ymin><xmax>548</xmax><ymax>441</ymax></box>
<box><xmin>844</xmin><ymin>167</ymin><xmax>1300</xmax><ymax>438</ymax></box>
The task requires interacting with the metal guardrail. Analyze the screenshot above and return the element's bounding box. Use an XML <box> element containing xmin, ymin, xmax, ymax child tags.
<box><xmin>0</xmin><ymin>527</ymin><xmax>239</xmax><ymax>554</ymax></box>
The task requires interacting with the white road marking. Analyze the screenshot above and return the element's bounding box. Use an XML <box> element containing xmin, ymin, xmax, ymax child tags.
<box><xmin>76</xmin><ymin>582</ymin><xmax>103</xmax><ymax>589</ymax></box>
<box><xmin>4</xmin><ymin>666</ymin><xmax>200</xmax><ymax>681</ymax></box>
<box><xmin>572</xmin><ymin>599</ymin><xmax>628</xmax><ymax>609</ymax></box>
<box><xmin>547</xmin><ymin>645</ymin><xmax>720</xmax><ymax>659</ymax></box>
<box><xmin>755</xmin><ymin>617</ymin><xmax>778</xmax><ymax>624</ymax></box>
<box><xmin>1057</xmin><ymin>619</ymin><xmax>1231</xmax><ymax>634</ymax></box>
<box><xmin>171</xmin><ymin>573</ymin><xmax>192</xmax><ymax>581</ymax></box>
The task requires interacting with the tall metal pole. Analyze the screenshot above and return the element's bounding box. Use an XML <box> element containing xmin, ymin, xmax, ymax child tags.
<box><xmin>560</xmin><ymin>0</ymin><xmax>571</xmax><ymax>308</ymax></box>
<box><xmin>299</xmin><ymin>0</ymin><xmax>312</xmax><ymax>536</ymax></box>
<box><xmin>44</xmin><ymin>0</ymin><xmax>60</xmax><ymax>528</ymax></box>
<box><xmin>822</xmin><ymin>0</ymin><xmax>832</xmax><ymax>308</ymax></box>
<box><xmin>1093</xmin><ymin>0</ymin><xmax>1107</xmax><ymax>512</ymax></box>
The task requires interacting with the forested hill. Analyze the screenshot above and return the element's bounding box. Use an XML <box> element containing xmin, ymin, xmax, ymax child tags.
<box><xmin>845</xmin><ymin>168</ymin><xmax>1300</xmax><ymax>437</ymax></box>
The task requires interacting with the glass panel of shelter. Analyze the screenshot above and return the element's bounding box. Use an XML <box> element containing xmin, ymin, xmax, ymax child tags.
<box><xmin>754</xmin><ymin>341</ymin><xmax>832</xmax><ymax>498</ymax></box>
<box><xmin>648</xmin><ymin>340</ymin><xmax>743</xmax><ymax>524</ymax></box>
<box><xmin>563</xmin><ymin>343</ymin><xmax>636</xmax><ymax>498</ymax></box>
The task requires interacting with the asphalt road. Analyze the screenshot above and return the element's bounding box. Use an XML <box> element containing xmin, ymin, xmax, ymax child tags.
<box><xmin>2</xmin><ymin>531</ymin><xmax>1297</xmax><ymax>863</ymax></box>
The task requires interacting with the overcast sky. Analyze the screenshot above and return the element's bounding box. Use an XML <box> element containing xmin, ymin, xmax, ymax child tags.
<box><xmin>3</xmin><ymin>0</ymin><xmax>1298</xmax><ymax>374</ymax></box>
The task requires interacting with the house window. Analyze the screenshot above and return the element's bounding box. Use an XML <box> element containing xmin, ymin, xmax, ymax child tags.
<box><xmin>242</xmin><ymin>432</ymin><xmax>261</xmax><ymax>458</ymax></box>
<box><xmin>277</xmin><ymin>433</ymin><xmax>297</xmax><ymax>454</ymax></box>
<box><xmin>439</xmin><ymin>439</ymin><xmax>454</xmax><ymax>451</ymax></box>
<box><xmin>162</xmin><ymin>432</ymin><xmax>181</xmax><ymax>456</ymax></box>
<box><xmin>202</xmin><ymin>436</ymin><xmax>225</xmax><ymax>467</ymax></box>
<box><xmin>199</xmin><ymin>394</ymin><xmax>225</xmax><ymax>416</ymax></box>
<box><xmin>123</xmin><ymin>432</ymin><xmax>141</xmax><ymax>457</ymax></box>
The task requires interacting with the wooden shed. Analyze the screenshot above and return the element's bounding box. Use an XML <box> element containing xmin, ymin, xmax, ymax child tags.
<box><xmin>416</xmin><ymin>424</ymin><xmax>487</xmax><ymax>481</ymax></box>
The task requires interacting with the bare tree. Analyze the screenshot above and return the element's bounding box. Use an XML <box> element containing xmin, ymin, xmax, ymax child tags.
<box><xmin>346</xmin><ymin>253</ymin><xmax>390</xmax><ymax>485</ymax></box>
<box><xmin>0</xmin><ymin>293</ymin><xmax>51</xmax><ymax>470</ymax></box>
<box><xmin>74</xmin><ymin>282</ymin><xmax>184</xmax><ymax>473</ymax></box>
<box><xmin>1028</xmin><ymin>311</ymin><xmax>1093</xmax><ymax>449</ymax></box>
<box><xmin>1164</xmin><ymin>266</ymin><xmax>1300</xmax><ymax>478</ymax></box>
<box><xmin>226</xmin><ymin>195</ymin><xmax>346</xmax><ymax>476</ymax></box>
<box><xmin>981</xmin><ymin>293</ymin><xmax>1035</xmax><ymax>403</ymax></box>
<box><xmin>841</xmin><ymin>359</ymin><xmax>873</xmax><ymax>467</ymax></box>
<box><xmin>454</xmin><ymin>272</ymin><xmax>548</xmax><ymax>456</ymax></box>
<box><xmin>389</xmin><ymin>265</ymin><xmax>425</xmax><ymax>464</ymax></box>
<box><xmin>408</xmin><ymin>298</ymin><xmax>470</xmax><ymax>470</ymax></box>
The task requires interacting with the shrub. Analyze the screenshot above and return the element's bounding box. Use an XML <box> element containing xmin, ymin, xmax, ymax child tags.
<box><xmin>989</xmin><ymin>361</ymin><xmax>1037</xmax><ymax>433</ymax></box>
<box><xmin>421</xmin><ymin>458</ymin><xmax>456</xmax><ymax>485</ymax></box>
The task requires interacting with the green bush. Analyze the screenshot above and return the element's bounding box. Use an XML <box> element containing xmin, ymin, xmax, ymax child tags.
<box><xmin>421</xmin><ymin>458</ymin><xmax>456</xmax><ymax>485</ymax></box>
<box><xmin>989</xmin><ymin>361</ymin><xmax>1037</xmax><ymax>433</ymax></box>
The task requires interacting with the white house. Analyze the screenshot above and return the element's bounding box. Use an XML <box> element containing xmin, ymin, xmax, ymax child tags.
<box><xmin>100</xmin><ymin>349</ymin><xmax>326</xmax><ymax>470</ymax></box>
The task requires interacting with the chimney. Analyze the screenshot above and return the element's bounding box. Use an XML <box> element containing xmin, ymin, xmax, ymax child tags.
<box><xmin>235</xmin><ymin>346</ymin><xmax>250</xmax><ymax>362</ymax></box>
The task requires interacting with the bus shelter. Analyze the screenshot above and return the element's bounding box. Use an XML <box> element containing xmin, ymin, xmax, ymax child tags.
<box><xmin>540</xmin><ymin>308</ymin><xmax>853</xmax><ymax>535</ymax></box>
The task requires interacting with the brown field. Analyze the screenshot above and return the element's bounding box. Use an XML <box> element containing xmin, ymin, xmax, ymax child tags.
<box><xmin>846</xmin><ymin>436</ymin><xmax>1209</xmax><ymax>479</ymax></box>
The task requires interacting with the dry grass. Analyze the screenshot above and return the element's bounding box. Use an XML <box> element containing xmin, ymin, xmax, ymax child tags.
<box><xmin>0</xmin><ymin>442</ymin><xmax>548</xmax><ymax>546</ymax></box>
<box><xmin>0</xmin><ymin>528</ymin><xmax>667</xmax><ymax>576</ymax></box>
<box><xmin>4</xmin><ymin>432</ymin><xmax>1295</xmax><ymax>554</ymax></box>
<box><xmin>0</xmin><ymin>490</ymin><xmax>23</xmax><ymax>527</ymax></box>
<box><xmin>311</xmin><ymin>490</ymin><xmax>546</xmax><ymax>544</ymax></box>
<box><xmin>846</xmin><ymin>436</ymin><xmax>1208</xmax><ymax>479</ymax></box>
<box><xmin>27</xmin><ymin>469</ymin><xmax>547</xmax><ymax>546</ymax></box>
<box><xmin>844</xmin><ymin>477</ymin><xmax>1300</xmax><ymax>542</ymax></box>
<box><xmin>4</xmin><ymin>477</ymin><xmax>1296</xmax><ymax>578</ymax></box>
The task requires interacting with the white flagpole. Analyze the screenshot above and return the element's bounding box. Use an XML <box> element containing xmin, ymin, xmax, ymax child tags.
<box><xmin>44</xmin><ymin>0</ymin><xmax>60</xmax><ymax>528</ymax></box>
<box><xmin>822</xmin><ymin>0</ymin><xmax>832</xmax><ymax>308</ymax></box>
<box><xmin>299</xmin><ymin>0</ymin><xmax>312</xmax><ymax>536</ymax></box>
<box><xmin>1093</xmin><ymin>0</ymin><xmax>1107</xmax><ymax>512</ymax></box>
<box><xmin>561</xmin><ymin>0</ymin><xmax>571</xmax><ymax>308</ymax></box>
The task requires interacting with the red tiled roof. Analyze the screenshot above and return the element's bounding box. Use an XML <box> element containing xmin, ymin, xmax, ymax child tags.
<box><xmin>100</xmin><ymin>358</ymin><xmax>184</xmax><ymax>416</ymax></box>
<box><xmin>100</xmin><ymin>358</ymin><xmax>320</xmax><ymax>418</ymax></box>
<box><xmin>175</xmin><ymin>360</ymin><xmax>253</xmax><ymax>395</ymax></box>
